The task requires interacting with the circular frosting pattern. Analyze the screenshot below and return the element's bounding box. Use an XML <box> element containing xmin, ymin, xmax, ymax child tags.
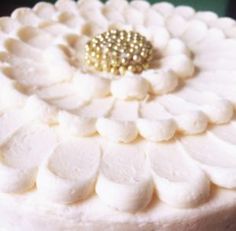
<box><xmin>0</xmin><ymin>0</ymin><xmax>236</xmax><ymax>214</ymax></box>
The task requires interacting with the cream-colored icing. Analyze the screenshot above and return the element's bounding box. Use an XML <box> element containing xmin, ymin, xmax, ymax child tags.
<box><xmin>166</xmin><ymin>14</ymin><xmax>187</xmax><ymax>37</ymax></box>
<box><xmin>96</xmin><ymin>143</ymin><xmax>153</xmax><ymax>212</ymax></box>
<box><xmin>76</xmin><ymin>97</ymin><xmax>114</xmax><ymax>117</ymax></box>
<box><xmin>0</xmin><ymin>81</ymin><xmax>26</xmax><ymax>111</ymax></box>
<box><xmin>58</xmin><ymin>111</ymin><xmax>96</xmax><ymax>136</ymax></box>
<box><xmin>0</xmin><ymin>123</ymin><xmax>57</xmax><ymax>193</ymax></box>
<box><xmin>35</xmin><ymin>82</ymin><xmax>78</xmax><ymax>100</ymax></box>
<box><xmin>33</xmin><ymin>2</ymin><xmax>56</xmax><ymax>20</ymax></box>
<box><xmin>137</xmin><ymin>118</ymin><xmax>176</xmax><ymax>141</ymax></box>
<box><xmin>0</xmin><ymin>187</ymin><xmax>236</xmax><ymax>231</ymax></box>
<box><xmin>153</xmin><ymin>2</ymin><xmax>174</xmax><ymax>18</ymax></box>
<box><xmin>194</xmin><ymin>11</ymin><xmax>218</xmax><ymax>25</ymax></box>
<box><xmin>161</xmin><ymin>54</ymin><xmax>195</xmax><ymax>78</ymax></box>
<box><xmin>96</xmin><ymin>118</ymin><xmax>138</xmax><ymax>143</ymax></box>
<box><xmin>176</xmin><ymin>110</ymin><xmax>209</xmax><ymax>135</ymax></box>
<box><xmin>37</xmin><ymin>138</ymin><xmax>100</xmax><ymax>204</ymax></box>
<box><xmin>175</xmin><ymin>87</ymin><xmax>234</xmax><ymax>124</ymax></box>
<box><xmin>23</xmin><ymin>95</ymin><xmax>58</xmax><ymax>123</ymax></box>
<box><xmin>12</xmin><ymin>8</ymin><xmax>42</xmax><ymax>26</ymax></box>
<box><xmin>0</xmin><ymin>0</ymin><xmax>235</xmax><ymax>226</ymax></box>
<box><xmin>73</xmin><ymin>72</ymin><xmax>110</xmax><ymax>100</ymax></box>
<box><xmin>110</xmin><ymin>100</ymin><xmax>139</xmax><ymax>121</ymax></box>
<box><xmin>180</xmin><ymin>133</ymin><xmax>236</xmax><ymax>189</ymax></box>
<box><xmin>147</xmin><ymin>142</ymin><xmax>210</xmax><ymax>208</ymax></box>
<box><xmin>164</xmin><ymin>38</ymin><xmax>191</xmax><ymax>57</ymax></box>
<box><xmin>182</xmin><ymin>20</ymin><xmax>208</xmax><ymax>48</ymax></box>
<box><xmin>0</xmin><ymin>109</ymin><xmax>29</xmax><ymax>145</ymax></box>
<box><xmin>17</xmin><ymin>26</ymin><xmax>54</xmax><ymax>49</ymax></box>
<box><xmin>49</xmin><ymin>94</ymin><xmax>88</xmax><ymax>111</ymax></box>
<box><xmin>142</xmin><ymin>70</ymin><xmax>179</xmax><ymax>95</ymax></box>
<box><xmin>175</xmin><ymin>6</ymin><xmax>195</xmax><ymax>19</ymax></box>
<box><xmin>111</xmin><ymin>76</ymin><xmax>149</xmax><ymax>100</ymax></box>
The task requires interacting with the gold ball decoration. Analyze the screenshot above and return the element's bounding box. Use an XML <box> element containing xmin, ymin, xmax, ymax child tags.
<box><xmin>85</xmin><ymin>29</ymin><xmax>153</xmax><ymax>75</ymax></box>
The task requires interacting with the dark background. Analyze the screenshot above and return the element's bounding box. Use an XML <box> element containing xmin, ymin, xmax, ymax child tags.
<box><xmin>0</xmin><ymin>0</ymin><xmax>236</xmax><ymax>18</ymax></box>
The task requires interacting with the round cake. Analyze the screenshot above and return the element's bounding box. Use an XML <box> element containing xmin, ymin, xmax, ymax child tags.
<box><xmin>0</xmin><ymin>0</ymin><xmax>236</xmax><ymax>230</ymax></box>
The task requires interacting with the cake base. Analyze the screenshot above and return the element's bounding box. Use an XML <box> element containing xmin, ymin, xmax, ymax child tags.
<box><xmin>0</xmin><ymin>187</ymin><xmax>236</xmax><ymax>231</ymax></box>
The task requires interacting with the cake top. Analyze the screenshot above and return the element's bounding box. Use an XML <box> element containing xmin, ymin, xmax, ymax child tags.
<box><xmin>0</xmin><ymin>0</ymin><xmax>236</xmax><ymax>213</ymax></box>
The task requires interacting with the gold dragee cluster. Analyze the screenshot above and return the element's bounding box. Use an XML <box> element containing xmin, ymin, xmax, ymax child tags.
<box><xmin>85</xmin><ymin>29</ymin><xmax>153</xmax><ymax>75</ymax></box>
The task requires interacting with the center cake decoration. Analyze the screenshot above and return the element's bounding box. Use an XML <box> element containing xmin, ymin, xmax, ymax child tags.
<box><xmin>85</xmin><ymin>29</ymin><xmax>154</xmax><ymax>75</ymax></box>
<box><xmin>0</xmin><ymin>0</ymin><xmax>236</xmax><ymax>230</ymax></box>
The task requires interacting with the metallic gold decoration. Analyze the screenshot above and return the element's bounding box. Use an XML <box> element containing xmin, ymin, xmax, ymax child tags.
<box><xmin>85</xmin><ymin>29</ymin><xmax>153</xmax><ymax>75</ymax></box>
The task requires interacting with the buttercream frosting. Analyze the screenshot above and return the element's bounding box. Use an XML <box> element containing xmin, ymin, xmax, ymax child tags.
<box><xmin>37</xmin><ymin>138</ymin><xmax>100</xmax><ymax>203</ymax></box>
<box><xmin>0</xmin><ymin>123</ymin><xmax>57</xmax><ymax>193</ymax></box>
<box><xmin>147</xmin><ymin>142</ymin><xmax>210</xmax><ymax>208</ymax></box>
<box><xmin>0</xmin><ymin>1</ymin><xmax>236</xmax><ymax>230</ymax></box>
<box><xmin>96</xmin><ymin>143</ymin><xmax>153</xmax><ymax>212</ymax></box>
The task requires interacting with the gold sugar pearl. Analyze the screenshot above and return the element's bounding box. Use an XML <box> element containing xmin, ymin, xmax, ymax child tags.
<box><xmin>85</xmin><ymin>29</ymin><xmax>153</xmax><ymax>75</ymax></box>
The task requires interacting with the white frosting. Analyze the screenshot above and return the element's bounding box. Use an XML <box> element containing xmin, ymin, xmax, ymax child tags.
<box><xmin>37</xmin><ymin>139</ymin><xmax>100</xmax><ymax>203</ymax></box>
<box><xmin>202</xmin><ymin>99</ymin><xmax>234</xmax><ymax>124</ymax></box>
<box><xmin>0</xmin><ymin>109</ymin><xmax>29</xmax><ymax>145</ymax></box>
<box><xmin>0</xmin><ymin>124</ymin><xmax>57</xmax><ymax>193</ymax></box>
<box><xmin>96</xmin><ymin>118</ymin><xmax>138</xmax><ymax>143</ymax></box>
<box><xmin>151</xmin><ymin>26</ymin><xmax>170</xmax><ymax>49</ymax></box>
<box><xmin>56</xmin><ymin>0</ymin><xmax>79</xmax><ymax>14</ymax></box>
<box><xmin>210</xmin><ymin>122</ymin><xmax>236</xmax><ymax>145</ymax></box>
<box><xmin>166</xmin><ymin>14</ymin><xmax>187</xmax><ymax>37</ymax></box>
<box><xmin>175</xmin><ymin>6</ymin><xmax>195</xmax><ymax>19</ymax></box>
<box><xmin>23</xmin><ymin>95</ymin><xmax>58</xmax><ymax>123</ymax></box>
<box><xmin>35</xmin><ymin>82</ymin><xmax>77</xmax><ymax>100</ymax></box>
<box><xmin>0</xmin><ymin>0</ymin><xmax>236</xmax><ymax>223</ymax></box>
<box><xmin>147</xmin><ymin>142</ymin><xmax>210</xmax><ymax>208</ymax></box>
<box><xmin>194</xmin><ymin>11</ymin><xmax>218</xmax><ymax>26</ymax></box>
<box><xmin>137</xmin><ymin>118</ymin><xmax>176</xmax><ymax>142</ymax></box>
<box><xmin>142</xmin><ymin>70</ymin><xmax>178</xmax><ymax>95</ymax></box>
<box><xmin>124</xmin><ymin>6</ymin><xmax>144</xmax><ymax>26</ymax></box>
<box><xmin>5</xmin><ymin>38</ymin><xmax>42</xmax><ymax>62</ymax></box>
<box><xmin>33</xmin><ymin>2</ymin><xmax>56</xmax><ymax>20</ymax></box>
<box><xmin>111</xmin><ymin>76</ymin><xmax>149</xmax><ymax>100</ymax></box>
<box><xmin>176</xmin><ymin>111</ymin><xmax>208</xmax><ymax>135</ymax></box>
<box><xmin>161</xmin><ymin>54</ymin><xmax>195</xmax><ymax>79</ymax></box>
<box><xmin>130</xmin><ymin>0</ymin><xmax>150</xmax><ymax>13</ymax></box>
<box><xmin>96</xmin><ymin>143</ymin><xmax>153</xmax><ymax>212</ymax></box>
<box><xmin>140</xmin><ymin>100</ymin><xmax>172</xmax><ymax>120</ymax></box>
<box><xmin>57</xmin><ymin>12</ymin><xmax>85</xmax><ymax>31</ymax></box>
<box><xmin>43</xmin><ymin>46</ymin><xmax>74</xmax><ymax>83</ymax></box>
<box><xmin>0</xmin><ymin>17</ymin><xmax>21</xmax><ymax>34</ymax></box>
<box><xmin>58</xmin><ymin>111</ymin><xmax>96</xmax><ymax>136</ymax></box>
<box><xmin>214</xmin><ymin>17</ymin><xmax>235</xmax><ymax>34</ymax></box>
<box><xmin>104</xmin><ymin>0</ymin><xmax>128</xmax><ymax>13</ymax></box>
<box><xmin>50</xmin><ymin>94</ymin><xmax>88</xmax><ymax>111</ymax></box>
<box><xmin>182</xmin><ymin>20</ymin><xmax>208</xmax><ymax>47</ymax></box>
<box><xmin>74</xmin><ymin>72</ymin><xmax>110</xmax><ymax>100</ymax></box>
<box><xmin>180</xmin><ymin>133</ymin><xmax>236</xmax><ymax>189</ymax></box>
<box><xmin>110</xmin><ymin>100</ymin><xmax>139</xmax><ymax>121</ymax></box>
<box><xmin>164</xmin><ymin>38</ymin><xmax>191</xmax><ymax>57</ymax></box>
<box><xmin>0</xmin><ymin>82</ymin><xmax>26</xmax><ymax>111</ymax></box>
<box><xmin>144</xmin><ymin>8</ymin><xmax>164</xmax><ymax>27</ymax></box>
<box><xmin>17</xmin><ymin>26</ymin><xmax>54</xmax><ymax>49</ymax></box>
<box><xmin>39</xmin><ymin>21</ymin><xmax>72</xmax><ymax>36</ymax></box>
<box><xmin>12</xmin><ymin>8</ymin><xmax>41</xmax><ymax>26</ymax></box>
<box><xmin>174</xmin><ymin>87</ymin><xmax>235</xmax><ymax>124</ymax></box>
<box><xmin>76</xmin><ymin>97</ymin><xmax>114</xmax><ymax>117</ymax></box>
<box><xmin>153</xmin><ymin>2</ymin><xmax>174</xmax><ymax>18</ymax></box>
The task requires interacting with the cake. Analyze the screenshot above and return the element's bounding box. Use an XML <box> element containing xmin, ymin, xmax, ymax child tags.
<box><xmin>0</xmin><ymin>0</ymin><xmax>236</xmax><ymax>230</ymax></box>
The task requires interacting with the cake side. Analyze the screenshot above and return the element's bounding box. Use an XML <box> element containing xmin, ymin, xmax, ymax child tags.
<box><xmin>0</xmin><ymin>188</ymin><xmax>236</xmax><ymax>231</ymax></box>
